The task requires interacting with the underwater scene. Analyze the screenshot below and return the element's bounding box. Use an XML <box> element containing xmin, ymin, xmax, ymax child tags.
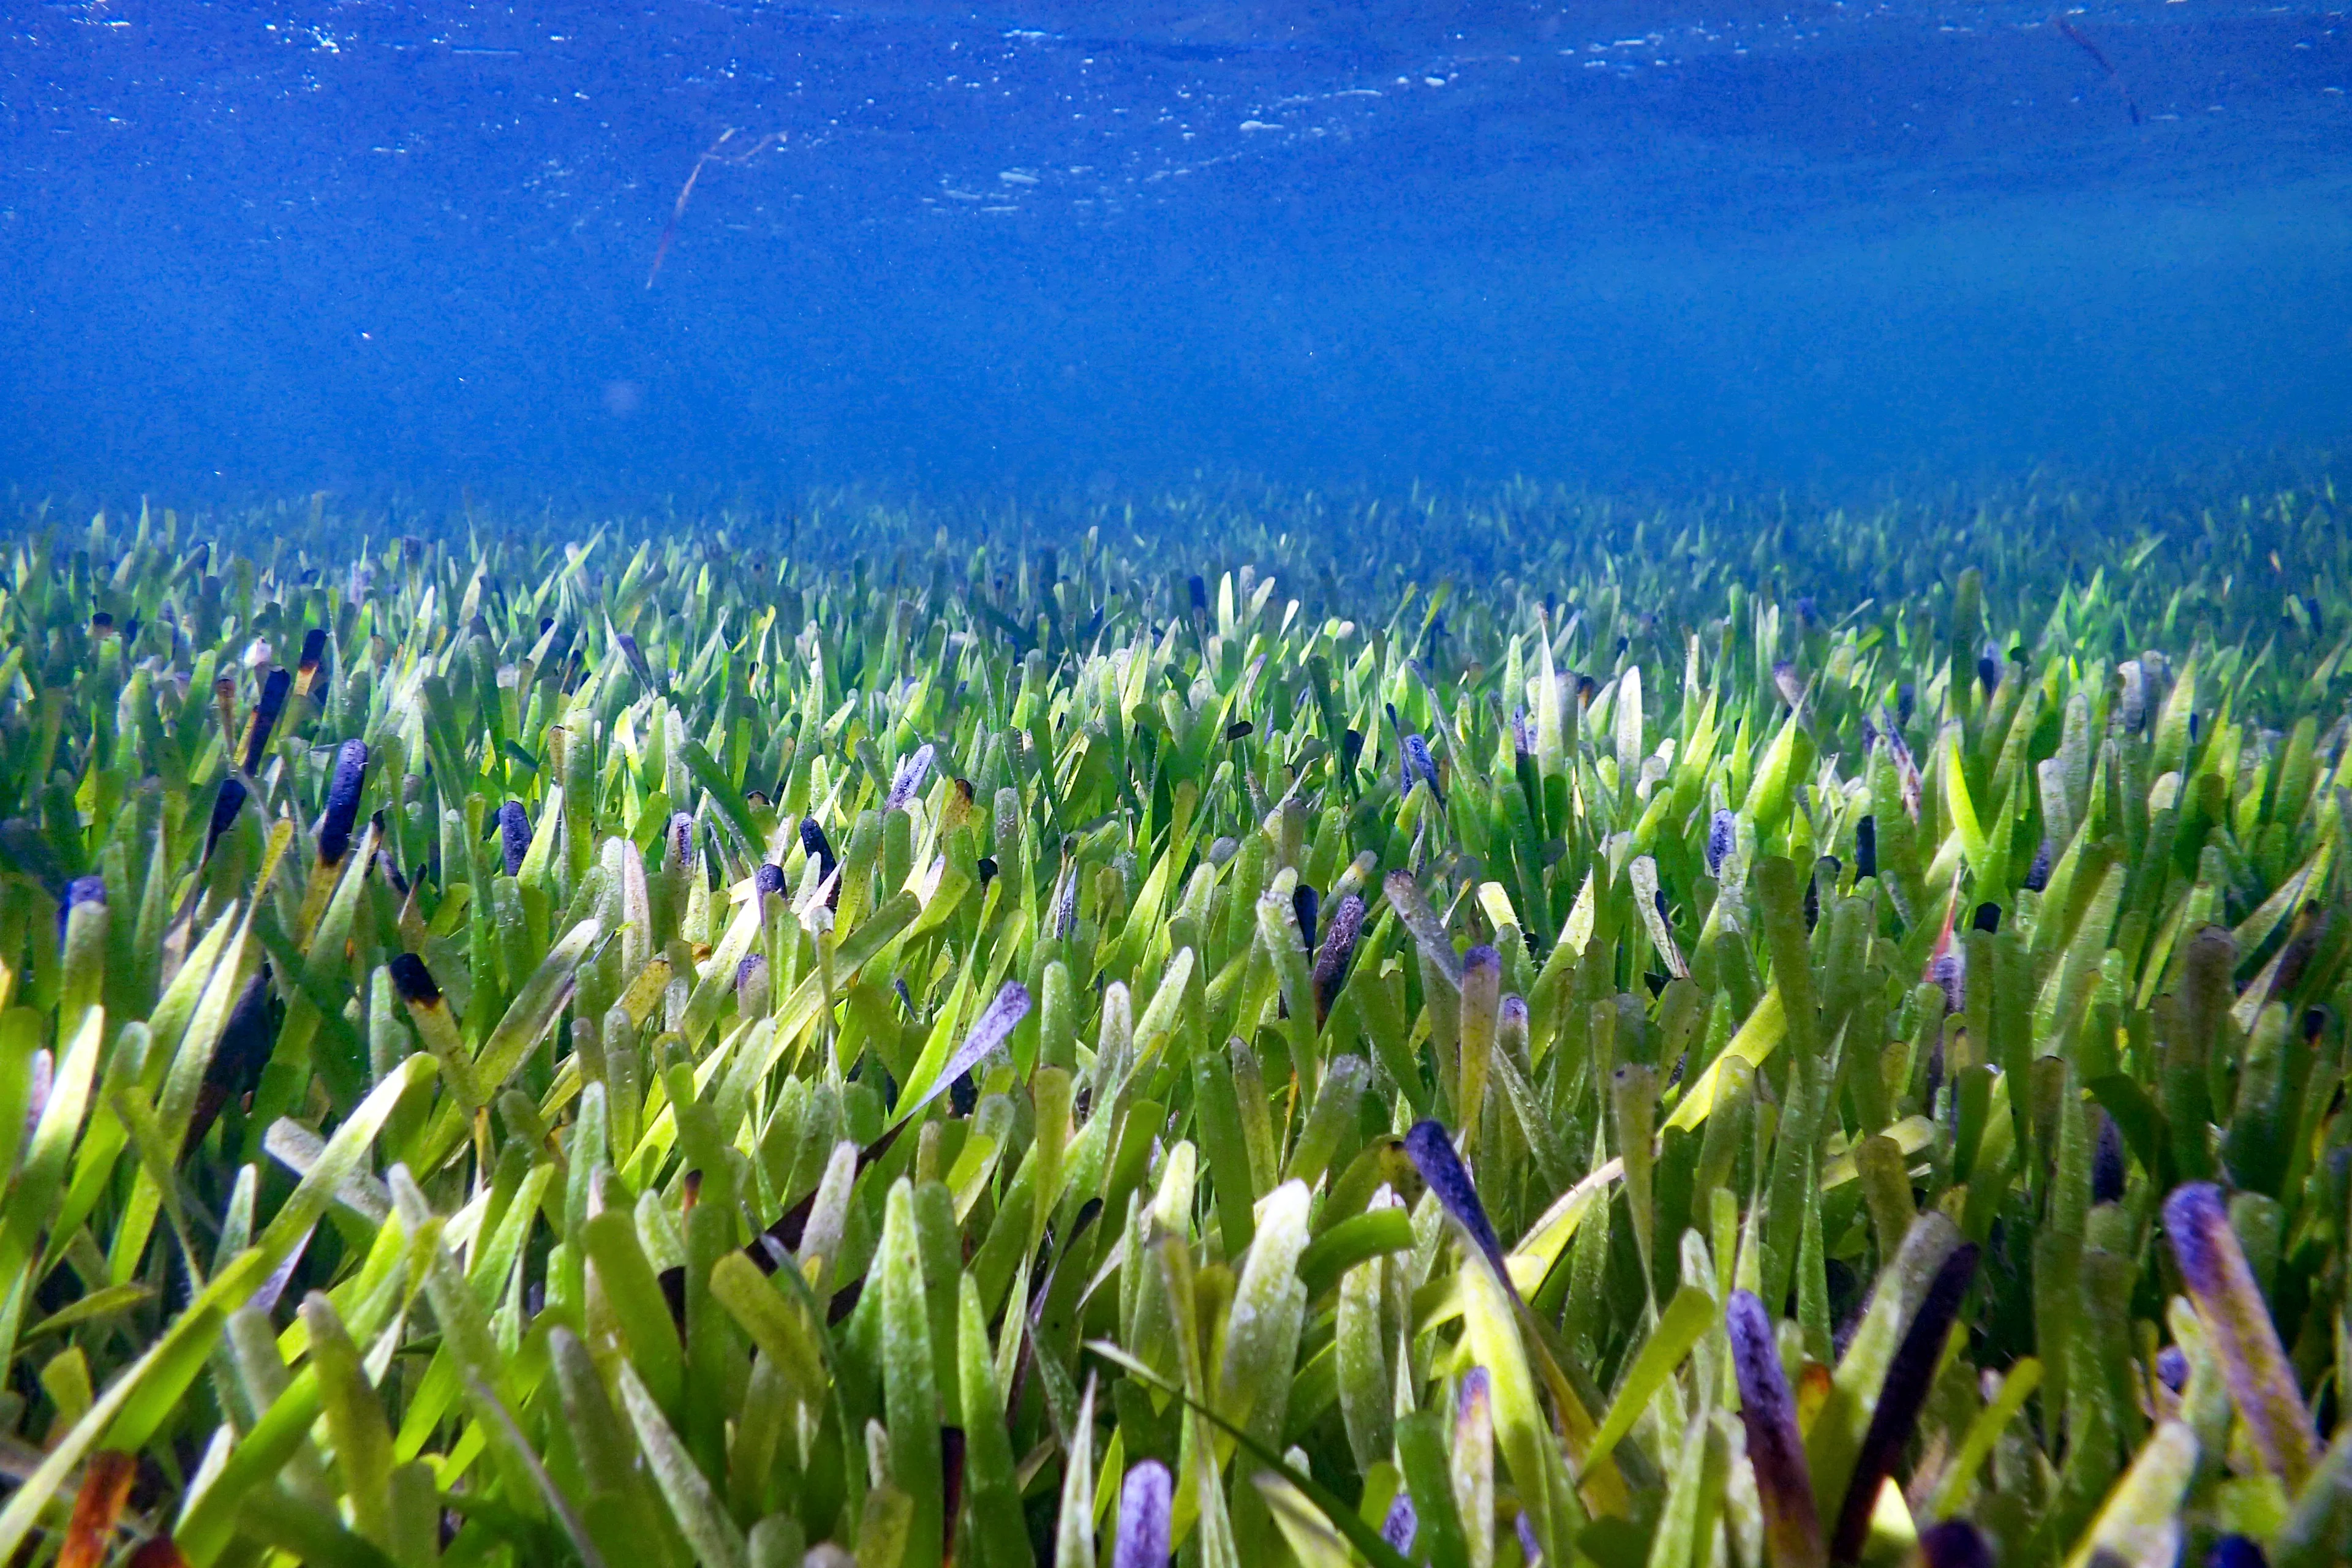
<box><xmin>5</xmin><ymin>4</ymin><xmax>2352</xmax><ymax>1568</ymax></box>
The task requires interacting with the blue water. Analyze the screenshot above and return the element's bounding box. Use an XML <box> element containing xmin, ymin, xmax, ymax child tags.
<box><xmin>4</xmin><ymin>1</ymin><xmax>2349</xmax><ymax>502</ymax></box>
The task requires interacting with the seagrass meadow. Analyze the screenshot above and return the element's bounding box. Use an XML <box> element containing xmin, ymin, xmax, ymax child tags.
<box><xmin>6</xmin><ymin>474</ymin><xmax>2352</xmax><ymax>1568</ymax></box>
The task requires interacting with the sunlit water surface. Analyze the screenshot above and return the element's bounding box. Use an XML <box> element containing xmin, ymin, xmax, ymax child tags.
<box><xmin>4</xmin><ymin>1</ymin><xmax>2348</xmax><ymax>502</ymax></box>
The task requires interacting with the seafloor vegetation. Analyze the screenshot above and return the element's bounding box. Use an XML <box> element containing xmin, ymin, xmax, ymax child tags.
<box><xmin>2</xmin><ymin>474</ymin><xmax>2351</xmax><ymax>1568</ymax></box>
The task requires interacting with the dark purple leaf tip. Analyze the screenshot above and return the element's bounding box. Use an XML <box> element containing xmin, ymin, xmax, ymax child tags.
<box><xmin>2163</xmin><ymin>1180</ymin><xmax>2320</xmax><ymax>1486</ymax></box>
<box><xmin>1830</xmin><ymin>1243</ymin><xmax>1978</xmax><ymax>1563</ymax></box>
<box><xmin>1515</xmin><ymin>1510</ymin><xmax>1542</xmax><ymax>1567</ymax></box>
<box><xmin>2092</xmin><ymin>1114</ymin><xmax>2127</xmax><ymax>1205</ymax></box>
<box><xmin>1706</xmin><ymin>809</ymin><xmax>1736</xmax><ymax>878</ymax></box>
<box><xmin>496</xmin><ymin>801</ymin><xmax>532</xmax><ymax>876</ymax></box>
<box><xmin>904</xmin><ymin>981</ymin><xmax>1033</xmax><ymax>1123</ymax></box>
<box><xmin>1312</xmin><ymin>893</ymin><xmax>1366</xmax><ymax>1023</ymax></box>
<box><xmin>799</xmin><ymin>818</ymin><xmax>837</xmax><ymax>875</ymax></box>
<box><xmin>940</xmin><ymin>1428</ymin><xmax>968</xmax><ymax>1558</ymax></box>
<box><xmin>1404</xmin><ymin>1120</ymin><xmax>1505</xmax><ymax>1276</ymax></box>
<box><xmin>1401</xmin><ymin>734</ymin><xmax>1443</xmax><ymax>804</ymax></box>
<box><xmin>1458</xmin><ymin>1365</ymin><xmax>1492</xmax><ymax>1422</ymax></box>
<box><xmin>205</xmin><ymin>776</ymin><xmax>249</xmax><ymax>858</ymax></box>
<box><xmin>388</xmin><ymin>952</ymin><xmax>442</xmax><ymax>1006</ymax></box>
<box><xmin>1917</xmin><ymin>1521</ymin><xmax>1993</xmax><ymax>1568</ymax></box>
<box><xmin>317</xmin><ymin>739</ymin><xmax>371</xmax><ymax>865</ymax></box>
<box><xmin>1726</xmin><ymin>1289</ymin><xmax>1823</xmax><ymax>1565</ymax></box>
<box><xmin>242</xmin><ymin>667</ymin><xmax>292</xmax><ymax>772</ymax></box>
<box><xmin>2024</xmin><ymin>839</ymin><xmax>2054</xmax><ymax>893</ymax></box>
<box><xmin>1114</xmin><ymin>1459</ymin><xmax>1172</xmax><ymax>1568</ymax></box>
<box><xmin>209</xmin><ymin>966</ymin><xmax>277</xmax><ymax>1088</ymax></box>
<box><xmin>1927</xmin><ymin>950</ymin><xmax>1964</xmax><ymax>1017</ymax></box>
<box><xmin>886</xmin><ymin>743</ymin><xmax>936</xmax><ymax>815</ymax></box>
<box><xmin>1380</xmin><ymin>1492</ymin><xmax>1419</xmax><ymax>1555</ymax></box>
<box><xmin>2163</xmin><ymin>1183</ymin><xmax>2235</xmax><ymax>1302</ymax></box>
<box><xmin>2205</xmin><ymin>1536</ymin><xmax>2267</xmax><ymax>1568</ymax></box>
<box><xmin>1292</xmin><ymin>883</ymin><xmax>1319</xmax><ymax>955</ymax></box>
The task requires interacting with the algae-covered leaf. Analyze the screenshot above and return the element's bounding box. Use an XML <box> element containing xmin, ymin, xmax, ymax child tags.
<box><xmin>472</xmin><ymin>917</ymin><xmax>602</xmax><ymax>1092</ymax></box>
<box><xmin>1085</xmin><ymin>1341</ymin><xmax>1418</xmax><ymax>1568</ymax></box>
<box><xmin>1256</xmin><ymin>1470</ymin><xmax>1357</xmax><ymax>1568</ymax></box>
<box><xmin>881</xmin><ymin>1178</ymin><xmax>946</xmax><ymax>1568</ymax></box>
<box><xmin>2062</xmin><ymin>1420</ymin><xmax>2196</xmax><ymax>1568</ymax></box>
<box><xmin>896</xmin><ymin>980</ymin><xmax>1031</xmax><ymax>1125</ymax></box>
<box><xmin>617</xmin><ymin>1359</ymin><xmax>750</xmax><ymax>1568</ymax></box>
<box><xmin>1588</xmin><ymin>1283</ymin><xmax>1717</xmax><ymax>1466</ymax></box>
